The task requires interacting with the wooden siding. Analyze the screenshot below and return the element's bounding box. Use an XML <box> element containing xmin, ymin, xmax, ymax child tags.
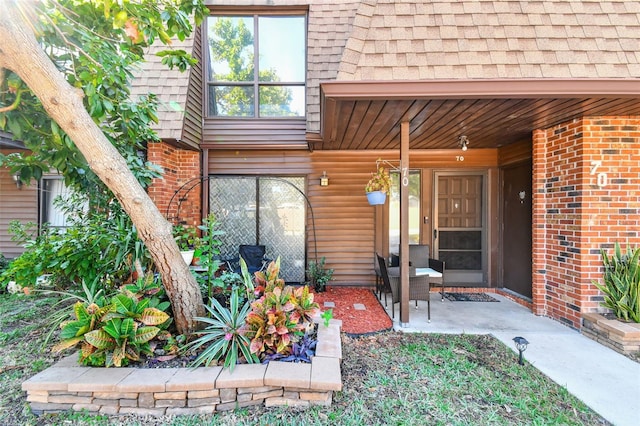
<box><xmin>208</xmin><ymin>148</ymin><xmax>501</xmax><ymax>286</ymax></box>
<box><xmin>180</xmin><ymin>26</ymin><xmax>204</xmax><ymax>148</ymax></box>
<box><xmin>0</xmin><ymin>153</ymin><xmax>38</xmax><ymax>259</ymax></box>
<box><xmin>498</xmin><ymin>139</ymin><xmax>533</xmax><ymax>166</ymax></box>
<box><xmin>202</xmin><ymin>118</ymin><xmax>308</xmax><ymax>150</ymax></box>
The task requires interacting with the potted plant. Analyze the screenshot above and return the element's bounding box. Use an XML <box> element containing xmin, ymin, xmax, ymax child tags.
<box><xmin>365</xmin><ymin>165</ymin><xmax>392</xmax><ymax>205</ymax></box>
<box><xmin>306</xmin><ymin>256</ymin><xmax>334</xmax><ymax>293</ymax></box>
<box><xmin>173</xmin><ymin>224</ymin><xmax>200</xmax><ymax>265</ymax></box>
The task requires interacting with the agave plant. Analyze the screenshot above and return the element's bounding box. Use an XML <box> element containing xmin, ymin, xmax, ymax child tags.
<box><xmin>186</xmin><ymin>288</ymin><xmax>259</xmax><ymax>371</ymax></box>
<box><xmin>594</xmin><ymin>242</ymin><xmax>640</xmax><ymax>322</ymax></box>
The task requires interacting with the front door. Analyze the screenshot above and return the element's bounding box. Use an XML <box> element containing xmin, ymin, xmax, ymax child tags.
<box><xmin>501</xmin><ymin>161</ymin><xmax>532</xmax><ymax>298</ymax></box>
<box><xmin>434</xmin><ymin>172</ymin><xmax>485</xmax><ymax>285</ymax></box>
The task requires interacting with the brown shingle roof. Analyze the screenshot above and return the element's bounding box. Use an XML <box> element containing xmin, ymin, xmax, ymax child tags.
<box><xmin>337</xmin><ymin>0</ymin><xmax>640</xmax><ymax>81</ymax></box>
<box><xmin>306</xmin><ymin>0</ymin><xmax>361</xmax><ymax>132</ymax></box>
<box><xmin>131</xmin><ymin>1</ymin><xmax>639</xmax><ymax>138</ymax></box>
<box><xmin>129</xmin><ymin>34</ymin><xmax>195</xmax><ymax>141</ymax></box>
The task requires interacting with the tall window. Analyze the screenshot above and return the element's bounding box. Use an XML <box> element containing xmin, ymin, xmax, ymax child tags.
<box><xmin>389</xmin><ymin>171</ymin><xmax>421</xmax><ymax>254</ymax></box>
<box><xmin>206</xmin><ymin>14</ymin><xmax>306</xmax><ymax>118</ymax></box>
<box><xmin>40</xmin><ymin>177</ymin><xmax>74</xmax><ymax>229</ymax></box>
<box><xmin>209</xmin><ymin>176</ymin><xmax>306</xmax><ymax>283</ymax></box>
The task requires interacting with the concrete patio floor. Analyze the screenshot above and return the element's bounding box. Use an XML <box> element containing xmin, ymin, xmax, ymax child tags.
<box><xmin>381</xmin><ymin>292</ymin><xmax>640</xmax><ymax>426</ymax></box>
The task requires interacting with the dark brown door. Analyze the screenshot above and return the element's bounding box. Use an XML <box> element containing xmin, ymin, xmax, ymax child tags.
<box><xmin>501</xmin><ymin>161</ymin><xmax>532</xmax><ymax>298</ymax></box>
<box><xmin>434</xmin><ymin>173</ymin><xmax>485</xmax><ymax>285</ymax></box>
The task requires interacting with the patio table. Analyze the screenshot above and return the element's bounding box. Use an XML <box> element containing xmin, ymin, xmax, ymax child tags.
<box><xmin>388</xmin><ymin>266</ymin><xmax>444</xmax><ymax>301</ymax></box>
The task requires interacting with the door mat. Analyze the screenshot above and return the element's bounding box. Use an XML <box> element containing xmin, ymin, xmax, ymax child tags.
<box><xmin>444</xmin><ymin>292</ymin><xmax>499</xmax><ymax>302</ymax></box>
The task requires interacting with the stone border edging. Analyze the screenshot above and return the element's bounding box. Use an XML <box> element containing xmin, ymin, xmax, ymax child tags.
<box><xmin>582</xmin><ymin>313</ymin><xmax>640</xmax><ymax>359</ymax></box>
<box><xmin>22</xmin><ymin>319</ymin><xmax>342</xmax><ymax>416</ymax></box>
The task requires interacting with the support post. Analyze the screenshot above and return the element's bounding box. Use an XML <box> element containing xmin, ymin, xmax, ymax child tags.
<box><xmin>400</xmin><ymin>121</ymin><xmax>410</xmax><ymax>326</ymax></box>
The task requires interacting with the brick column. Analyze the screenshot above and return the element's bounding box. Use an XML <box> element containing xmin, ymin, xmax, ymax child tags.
<box><xmin>532</xmin><ymin>116</ymin><xmax>640</xmax><ymax>329</ymax></box>
<box><xmin>531</xmin><ymin>128</ymin><xmax>548</xmax><ymax>317</ymax></box>
<box><xmin>147</xmin><ymin>141</ymin><xmax>202</xmax><ymax>227</ymax></box>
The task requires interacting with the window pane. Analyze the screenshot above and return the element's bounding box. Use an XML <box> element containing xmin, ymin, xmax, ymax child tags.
<box><xmin>209</xmin><ymin>177</ymin><xmax>257</xmax><ymax>261</ymax></box>
<box><xmin>259</xmin><ymin>177</ymin><xmax>306</xmax><ymax>282</ymax></box>
<box><xmin>42</xmin><ymin>178</ymin><xmax>71</xmax><ymax>228</ymax></box>
<box><xmin>210</xmin><ymin>176</ymin><xmax>306</xmax><ymax>283</ymax></box>
<box><xmin>209</xmin><ymin>85</ymin><xmax>254</xmax><ymax>117</ymax></box>
<box><xmin>389</xmin><ymin>171</ymin><xmax>421</xmax><ymax>254</ymax></box>
<box><xmin>207</xmin><ymin>17</ymin><xmax>254</xmax><ymax>82</ymax></box>
<box><xmin>259</xmin><ymin>85</ymin><xmax>304</xmax><ymax>117</ymax></box>
<box><xmin>258</xmin><ymin>16</ymin><xmax>305</xmax><ymax>83</ymax></box>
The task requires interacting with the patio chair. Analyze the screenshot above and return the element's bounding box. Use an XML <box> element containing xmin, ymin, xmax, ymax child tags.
<box><xmin>376</xmin><ymin>253</ymin><xmax>430</xmax><ymax>322</ymax></box>
<box><xmin>225</xmin><ymin>244</ymin><xmax>270</xmax><ymax>275</ymax></box>
<box><xmin>408</xmin><ymin>244</ymin><xmax>446</xmax><ymax>301</ymax></box>
<box><xmin>374</xmin><ymin>254</ymin><xmax>391</xmax><ymax>306</ymax></box>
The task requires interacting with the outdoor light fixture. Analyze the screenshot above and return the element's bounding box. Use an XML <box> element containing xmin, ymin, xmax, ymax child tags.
<box><xmin>513</xmin><ymin>336</ymin><xmax>529</xmax><ymax>365</ymax></box>
<box><xmin>458</xmin><ymin>135</ymin><xmax>469</xmax><ymax>151</ymax></box>
<box><xmin>320</xmin><ymin>171</ymin><xmax>329</xmax><ymax>187</ymax></box>
<box><xmin>12</xmin><ymin>173</ymin><xmax>22</xmax><ymax>189</ymax></box>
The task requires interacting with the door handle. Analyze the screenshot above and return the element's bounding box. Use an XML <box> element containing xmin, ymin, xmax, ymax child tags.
<box><xmin>433</xmin><ymin>229</ymin><xmax>438</xmax><ymax>240</ymax></box>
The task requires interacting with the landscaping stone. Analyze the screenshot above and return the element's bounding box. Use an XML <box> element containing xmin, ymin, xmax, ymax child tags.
<box><xmin>582</xmin><ymin>313</ymin><xmax>640</xmax><ymax>360</ymax></box>
<box><xmin>21</xmin><ymin>320</ymin><xmax>342</xmax><ymax>416</ymax></box>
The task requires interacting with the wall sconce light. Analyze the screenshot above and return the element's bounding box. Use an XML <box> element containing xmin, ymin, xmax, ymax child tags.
<box><xmin>458</xmin><ymin>135</ymin><xmax>469</xmax><ymax>152</ymax></box>
<box><xmin>519</xmin><ymin>191</ymin><xmax>526</xmax><ymax>203</ymax></box>
<box><xmin>12</xmin><ymin>173</ymin><xmax>22</xmax><ymax>189</ymax></box>
<box><xmin>320</xmin><ymin>171</ymin><xmax>329</xmax><ymax>187</ymax></box>
<box><xmin>513</xmin><ymin>336</ymin><xmax>529</xmax><ymax>365</ymax></box>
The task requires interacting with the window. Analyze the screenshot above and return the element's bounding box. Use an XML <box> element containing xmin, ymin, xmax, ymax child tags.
<box><xmin>206</xmin><ymin>14</ymin><xmax>306</xmax><ymax>118</ymax></box>
<box><xmin>40</xmin><ymin>177</ymin><xmax>74</xmax><ymax>229</ymax></box>
<box><xmin>209</xmin><ymin>176</ymin><xmax>306</xmax><ymax>283</ymax></box>
<box><xmin>388</xmin><ymin>171</ymin><xmax>421</xmax><ymax>254</ymax></box>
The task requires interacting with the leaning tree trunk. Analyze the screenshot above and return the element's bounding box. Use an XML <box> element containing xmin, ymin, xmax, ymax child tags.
<box><xmin>0</xmin><ymin>3</ymin><xmax>205</xmax><ymax>335</ymax></box>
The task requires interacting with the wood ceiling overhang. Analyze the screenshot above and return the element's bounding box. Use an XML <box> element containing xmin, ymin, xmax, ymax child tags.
<box><xmin>316</xmin><ymin>79</ymin><xmax>640</xmax><ymax>151</ymax></box>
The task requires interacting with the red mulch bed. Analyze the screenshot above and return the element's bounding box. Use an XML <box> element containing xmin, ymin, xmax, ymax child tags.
<box><xmin>311</xmin><ymin>286</ymin><xmax>393</xmax><ymax>335</ymax></box>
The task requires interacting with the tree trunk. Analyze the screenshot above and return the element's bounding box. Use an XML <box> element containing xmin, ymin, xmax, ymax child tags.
<box><xmin>0</xmin><ymin>3</ymin><xmax>205</xmax><ymax>335</ymax></box>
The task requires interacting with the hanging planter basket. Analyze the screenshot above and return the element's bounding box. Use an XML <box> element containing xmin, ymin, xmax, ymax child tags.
<box><xmin>366</xmin><ymin>191</ymin><xmax>387</xmax><ymax>205</ymax></box>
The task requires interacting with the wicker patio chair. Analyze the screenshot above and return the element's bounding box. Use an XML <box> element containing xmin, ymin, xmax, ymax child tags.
<box><xmin>408</xmin><ymin>244</ymin><xmax>446</xmax><ymax>301</ymax></box>
<box><xmin>376</xmin><ymin>253</ymin><xmax>431</xmax><ymax>322</ymax></box>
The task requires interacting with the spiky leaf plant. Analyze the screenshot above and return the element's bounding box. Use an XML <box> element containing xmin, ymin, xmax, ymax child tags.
<box><xmin>186</xmin><ymin>288</ymin><xmax>258</xmax><ymax>371</ymax></box>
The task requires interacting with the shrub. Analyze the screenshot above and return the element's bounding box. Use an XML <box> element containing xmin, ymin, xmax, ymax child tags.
<box><xmin>2</xmin><ymin>205</ymin><xmax>150</xmax><ymax>292</ymax></box>
<box><xmin>244</xmin><ymin>258</ymin><xmax>319</xmax><ymax>359</ymax></box>
<box><xmin>53</xmin><ymin>286</ymin><xmax>171</xmax><ymax>367</ymax></box>
<box><xmin>306</xmin><ymin>256</ymin><xmax>333</xmax><ymax>293</ymax></box>
<box><xmin>594</xmin><ymin>242</ymin><xmax>640</xmax><ymax>323</ymax></box>
<box><xmin>262</xmin><ymin>326</ymin><xmax>317</xmax><ymax>363</ymax></box>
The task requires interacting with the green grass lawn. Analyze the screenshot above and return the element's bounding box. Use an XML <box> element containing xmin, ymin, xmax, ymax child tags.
<box><xmin>0</xmin><ymin>292</ymin><xmax>609</xmax><ymax>425</ymax></box>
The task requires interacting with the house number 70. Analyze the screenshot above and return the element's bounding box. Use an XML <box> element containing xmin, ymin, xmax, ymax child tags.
<box><xmin>402</xmin><ymin>167</ymin><xmax>409</xmax><ymax>187</ymax></box>
<box><xmin>590</xmin><ymin>160</ymin><xmax>608</xmax><ymax>188</ymax></box>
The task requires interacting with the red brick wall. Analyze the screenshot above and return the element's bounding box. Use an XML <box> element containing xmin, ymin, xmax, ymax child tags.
<box><xmin>147</xmin><ymin>141</ymin><xmax>202</xmax><ymax>228</ymax></box>
<box><xmin>533</xmin><ymin>116</ymin><xmax>640</xmax><ymax>328</ymax></box>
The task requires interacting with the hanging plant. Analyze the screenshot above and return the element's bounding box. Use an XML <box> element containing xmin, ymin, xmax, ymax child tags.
<box><xmin>365</xmin><ymin>164</ymin><xmax>392</xmax><ymax>205</ymax></box>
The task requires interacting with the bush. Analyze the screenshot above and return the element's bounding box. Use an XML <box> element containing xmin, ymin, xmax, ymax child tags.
<box><xmin>53</xmin><ymin>280</ymin><xmax>172</xmax><ymax>367</ymax></box>
<box><xmin>594</xmin><ymin>242</ymin><xmax>640</xmax><ymax>322</ymax></box>
<box><xmin>2</xmin><ymin>201</ymin><xmax>151</xmax><ymax>292</ymax></box>
<box><xmin>306</xmin><ymin>256</ymin><xmax>333</xmax><ymax>293</ymax></box>
<box><xmin>244</xmin><ymin>258</ymin><xmax>319</xmax><ymax>358</ymax></box>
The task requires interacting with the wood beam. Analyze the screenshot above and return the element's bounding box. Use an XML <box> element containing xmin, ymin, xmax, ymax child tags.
<box><xmin>400</xmin><ymin>121</ymin><xmax>410</xmax><ymax>325</ymax></box>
